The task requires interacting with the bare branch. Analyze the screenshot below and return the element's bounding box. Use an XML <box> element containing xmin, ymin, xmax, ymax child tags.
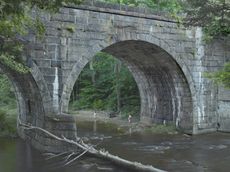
<box><xmin>64</xmin><ymin>149</ymin><xmax>89</xmax><ymax>166</ymax></box>
<box><xmin>18</xmin><ymin>120</ymin><xmax>166</xmax><ymax>172</ymax></box>
<box><xmin>64</xmin><ymin>152</ymin><xmax>75</xmax><ymax>162</ymax></box>
<box><xmin>45</xmin><ymin>152</ymin><xmax>69</xmax><ymax>160</ymax></box>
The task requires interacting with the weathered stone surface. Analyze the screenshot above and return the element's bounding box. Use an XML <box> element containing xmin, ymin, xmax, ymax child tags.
<box><xmin>1</xmin><ymin>2</ymin><xmax>230</xmax><ymax>152</ymax></box>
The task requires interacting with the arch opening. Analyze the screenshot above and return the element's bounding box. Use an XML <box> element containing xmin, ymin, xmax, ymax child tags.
<box><xmin>103</xmin><ymin>40</ymin><xmax>193</xmax><ymax>132</ymax></box>
<box><xmin>0</xmin><ymin>63</ymin><xmax>46</xmax><ymax>137</ymax></box>
<box><xmin>64</xmin><ymin>40</ymin><xmax>194</xmax><ymax>132</ymax></box>
<box><xmin>69</xmin><ymin>52</ymin><xmax>141</xmax><ymax>120</ymax></box>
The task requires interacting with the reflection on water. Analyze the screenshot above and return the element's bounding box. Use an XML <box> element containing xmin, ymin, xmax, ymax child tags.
<box><xmin>0</xmin><ymin>138</ymin><xmax>128</xmax><ymax>172</ymax></box>
<box><xmin>1</xmin><ymin>121</ymin><xmax>230</xmax><ymax>172</ymax></box>
<box><xmin>77</xmin><ymin>121</ymin><xmax>230</xmax><ymax>172</ymax></box>
<box><xmin>93</xmin><ymin>120</ymin><xmax>97</xmax><ymax>133</ymax></box>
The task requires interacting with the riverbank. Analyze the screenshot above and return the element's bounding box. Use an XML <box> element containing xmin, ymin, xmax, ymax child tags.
<box><xmin>69</xmin><ymin>110</ymin><xmax>179</xmax><ymax>135</ymax></box>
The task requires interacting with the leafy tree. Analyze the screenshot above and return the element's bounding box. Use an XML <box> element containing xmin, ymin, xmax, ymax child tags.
<box><xmin>70</xmin><ymin>52</ymin><xmax>140</xmax><ymax>117</ymax></box>
<box><xmin>140</xmin><ymin>0</ymin><xmax>182</xmax><ymax>14</ymax></box>
<box><xmin>0</xmin><ymin>74</ymin><xmax>15</xmax><ymax>106</ymax></box>
<box><xmin>184</xmin><ymin>0</ymin><xmax>230</xmax><ymax>39</ymax></box>
<box><xmin>0</xmin><ymin>74</ymin><xmax>17</xmax><ymax>137</ymax></box>
<box><xmin>102</xmin><ymin>0</ymin><xmax>182</xmax><ymax>15</ymax></box>
<box><xmin>206</xmin><ymin>63</ymin><xmax>230</xmax><ymax>89</ymax></box>
<box><xmin>183</xmin><ymin>0</ymin><xmax>230</xmax><ymax>88</ymax></box>
<box><xmin>0</xmin><ymin>0</ymin><xmax>82</xmax><ymax>73</ymax></box>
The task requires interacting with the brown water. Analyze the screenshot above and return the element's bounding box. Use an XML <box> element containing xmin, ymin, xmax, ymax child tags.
<box><xmin>1</xmin><ymin>121</ymin><xmax>230</xmax><ymax>172</ymax></box>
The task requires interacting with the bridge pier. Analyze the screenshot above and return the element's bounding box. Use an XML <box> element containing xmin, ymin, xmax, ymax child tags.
<box><xmin>44</xmin><ymin>4</ymin><xmax>229</xmax><ymax>135</ymax></box>
<box><xmin>18</xmin><ymin>114</ymin><xmax>78</xmax><ymax>153</ymax></box>
<box><xmin>0</xmin><ymin>61</ymin><xmax>78</xmax><ymax>153</ymax></box>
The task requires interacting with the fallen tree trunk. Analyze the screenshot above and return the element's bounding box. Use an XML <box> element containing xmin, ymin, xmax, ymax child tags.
<box><xmin>19</xmin><ymin>121</ymin><xmax>166</xmax><ymax>172</ymax></box>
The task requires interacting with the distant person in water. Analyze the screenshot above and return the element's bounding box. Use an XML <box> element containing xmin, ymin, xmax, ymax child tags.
<box><xmin>128</xmin><ymin>115</ymin><xmax>132</xmax><ymax>123</ymax></box>
<box><xmin>93</xmin><ymin>111</ymin><xmax>97</xmax><ymax>118</ymax></box>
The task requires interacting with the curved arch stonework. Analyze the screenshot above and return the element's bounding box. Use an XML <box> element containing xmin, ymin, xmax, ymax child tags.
<box><xmin>30</xmin><ymin>62</ymin><xmax>53</xmax><ymax>115</ymax></box>
<box><xmin>60</xmin><ymin>36</ymin><xmax>197</xmax><ymax>133</ymax></box>
<box><xmin>21</xmin><ymin>4</ymin><xmax>229</xmax><ymax>136</ymax></box>
<box><xmin>0</xmin><ymin>63</ymin><xmax>46</xmax><ymax>131</ymax></box>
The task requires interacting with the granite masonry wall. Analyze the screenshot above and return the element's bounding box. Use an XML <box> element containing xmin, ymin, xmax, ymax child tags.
<box><xmin>1</xmin><ymin>1</ymin><xmax>229</xmax><ymax>152</ymax></box>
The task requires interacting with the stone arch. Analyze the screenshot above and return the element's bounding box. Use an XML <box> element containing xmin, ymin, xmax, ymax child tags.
<box><xmin>61</xmin><ymin>38</ymin><xmax>197</xmax><ymax>133</ymax></box>
<box><xmin>0</xmin><ymin>63</ymin><xmax>46</xmax><ymax>137</ymax></box>
<box><xmin>30</xmin><ymin>62</ymin><xmax>52</xmax><ymax>115</ymax></box>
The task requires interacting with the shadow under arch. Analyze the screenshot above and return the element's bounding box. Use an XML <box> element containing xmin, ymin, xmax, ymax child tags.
<box><xmin>61</xmin><ymin>40</ymin><xmax>196</xmax><ymax>133</ymax></box>
<box><xmin>0</xmin><ymin>62</ymin><xmax>46</xmax><ymax>137</ymax></box>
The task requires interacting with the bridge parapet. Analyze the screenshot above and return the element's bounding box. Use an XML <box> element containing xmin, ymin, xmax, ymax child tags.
<box><xmin>64</xmin><ymin>0</ymin><xmax>174</xmax><ymax>23</ymax></box>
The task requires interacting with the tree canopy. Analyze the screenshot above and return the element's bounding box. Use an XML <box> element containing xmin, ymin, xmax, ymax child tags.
<box><xmin>0</xmin><ymin>0</ymin><xmax>229</xmax><ymax>88</ymax></box>
<box><xmin>0</xmin><ymin>0</ymin><xmax>82</xmax><ymax>73</ymax></box>
<box><xmin>69</xmin><ymin>52</ymin><xmax>140</xmax><ymax>117</ymax></box>
<box><xmin>184</xmin><ymin>0</ymin><xmax>230</xmax><ymax>39</ymax></box>
<box><xmin>100</xmin><ymin>0</ymin><xmax>183</xmax><ymax>16</ymax></box>
<box><xmin>184</xmin><ymin>0</ymin><xmax>229</xmax><ymax>88</ymax></box>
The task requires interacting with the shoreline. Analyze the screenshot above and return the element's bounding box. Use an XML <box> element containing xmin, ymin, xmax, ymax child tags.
<box><xmin>69</xmin><ymin>110</ymin><xmax>179</xmax><ymax>135</ymax></box>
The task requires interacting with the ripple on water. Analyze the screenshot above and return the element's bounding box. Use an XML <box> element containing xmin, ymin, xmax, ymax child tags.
<box><xmin>121</xmin><ymin>142</ymin><xmax>140</xmax><ymax>145</ymax></box>
<box><xmin>160</xmin><ymin>141</ymin><xmax>173</xmax><ymax>146</ymax></box>
<box><xmin>208</xmin><ymin>144</ymin><xmax>228</xmax><ymax>150</ymax></box>
<box><xmin>135</xmin><ymin>145</ymin><xmax>171</xmax><ymax>154</ymax></box>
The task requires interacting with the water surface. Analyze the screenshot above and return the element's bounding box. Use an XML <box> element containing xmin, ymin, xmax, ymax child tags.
<box><xmin>1</xmin><ymin>121</ymin><xmax>230</xmax><ymax>172</ymax></box>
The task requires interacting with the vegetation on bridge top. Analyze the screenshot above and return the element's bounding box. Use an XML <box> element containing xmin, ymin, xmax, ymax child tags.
<box><xmin>0</xmin><ymin>0</ymin><xmax>229</xmax><ymax>88</ymax></box>
<box><xmin>0</xmin><ymin>0</ymin><xmax>82</xmax><ymax>73</ymax></box>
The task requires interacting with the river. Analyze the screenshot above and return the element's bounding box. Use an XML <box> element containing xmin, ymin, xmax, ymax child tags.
<box><xmin>1</xmin><ymin>120</ymin><xmax>230</xmax><ymax>172</ymax></box>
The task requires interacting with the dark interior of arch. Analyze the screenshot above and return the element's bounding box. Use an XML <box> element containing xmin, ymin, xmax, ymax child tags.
<box><xmin>0</xmin><ymin>63</ymin><xmax>45</xmax><ymax>131</ymax></box>
<box><xmin>103</xmin><ymin>40</ymin><xmax>193</xmax><ymax>132</ymax></box>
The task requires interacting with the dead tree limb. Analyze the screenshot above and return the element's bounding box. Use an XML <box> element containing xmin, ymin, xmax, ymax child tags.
<box><xmin>64</xmin><ymin>152</ymin><xmax>75</xmax><ymax>162</ymax></box>
<box><xmin>64</xmin><ymin>149</ymin><xmax>89</xmax><ymax>166</ymax></box>
<box><xmin>45</xmin><ymin>151</ymin><xmax>69</xmax><ymax>160</ymax></box>
<box><xmin>18</xmin><ymin>121</ymin><xmax>166</xmax><ymax>172</ymax></box>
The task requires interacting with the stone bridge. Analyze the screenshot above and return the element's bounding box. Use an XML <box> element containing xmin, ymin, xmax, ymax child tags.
<box><xmin>1</xmin><ymin>2</ymin><xmax>230</xmax><ymax>151</ymax></box>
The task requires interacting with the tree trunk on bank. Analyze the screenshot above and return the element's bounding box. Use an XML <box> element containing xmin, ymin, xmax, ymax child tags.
<box><xmin>114</xmin><ymin>60</ymin><xmax>121</xmax><ymax>113</ymax></box>
<box><xmin>89</xmin><ymin>60</ymin><xmax>96</xmax><ymax>86</ymax></box>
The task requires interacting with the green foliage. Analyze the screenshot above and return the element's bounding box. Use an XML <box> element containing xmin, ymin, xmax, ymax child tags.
<box><xmin>0</xmin><ymin>54</ymin><xmax>29</xmax><ymax>73</ymax></box>
<box><xmin>102</xmin><ymin>0</ymin><xmax>183</xmax><ymax>16</ymax></box>
<box><xmin>141</xmin><ymin>0</ymin><xmax>182</xmax><ymax>14</ymax></box>
<box><xmin>0</xmin><ymin>74</ymin><xmax>17</xmax><ymax>137</ymax></box>
<box><xmin>0</xmin><ymin>109</ymin><xmax>17</xmax><ymax>137</ymax></box>
<box><xmin>0</xmin><ymin>74</ymin><xmax>16</xmax><ymax>106</ymax></box>
<box><xmin>206</xmin><ymin>62</ymin><xmax>230</xmax><ymax>89</ymax></box>
<box><xmin>0</xmin><ymin>0</ymin><xmax>82</xmax><ymax>72</ymax></box>
<box><xmin>183</xmin><ymin>0</ymin><xmax>230</xmax><ymax>88</ymax></box>
<box><xmin>0</xmin><ymin>110</ymin><xmax>7</xmax><ymax>132</ymax></box>
<box><xmin>69</xmin><ymin>52</ymin><xmax>140</xmax><ymax>117</ymax></box>
<box><xmin>184</xmin><ymin>0</ymin><xmax>230</xmax><ymax>38</ymax></box>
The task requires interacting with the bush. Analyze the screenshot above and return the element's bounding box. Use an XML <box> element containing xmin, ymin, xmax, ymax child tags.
<box><xmin>0</xmin><ymin>108</ymin><xmax>17</xmax><ymax>137</ymax></box>
<box><xmin>93</xmin><ymin>99</ymin><xmax>104</xmax><ymax>110</ymax></box>
<box><xmin>0</xmin><ymin>110</ymin><xmax>7</xmax><ymax>131</ymax></box>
